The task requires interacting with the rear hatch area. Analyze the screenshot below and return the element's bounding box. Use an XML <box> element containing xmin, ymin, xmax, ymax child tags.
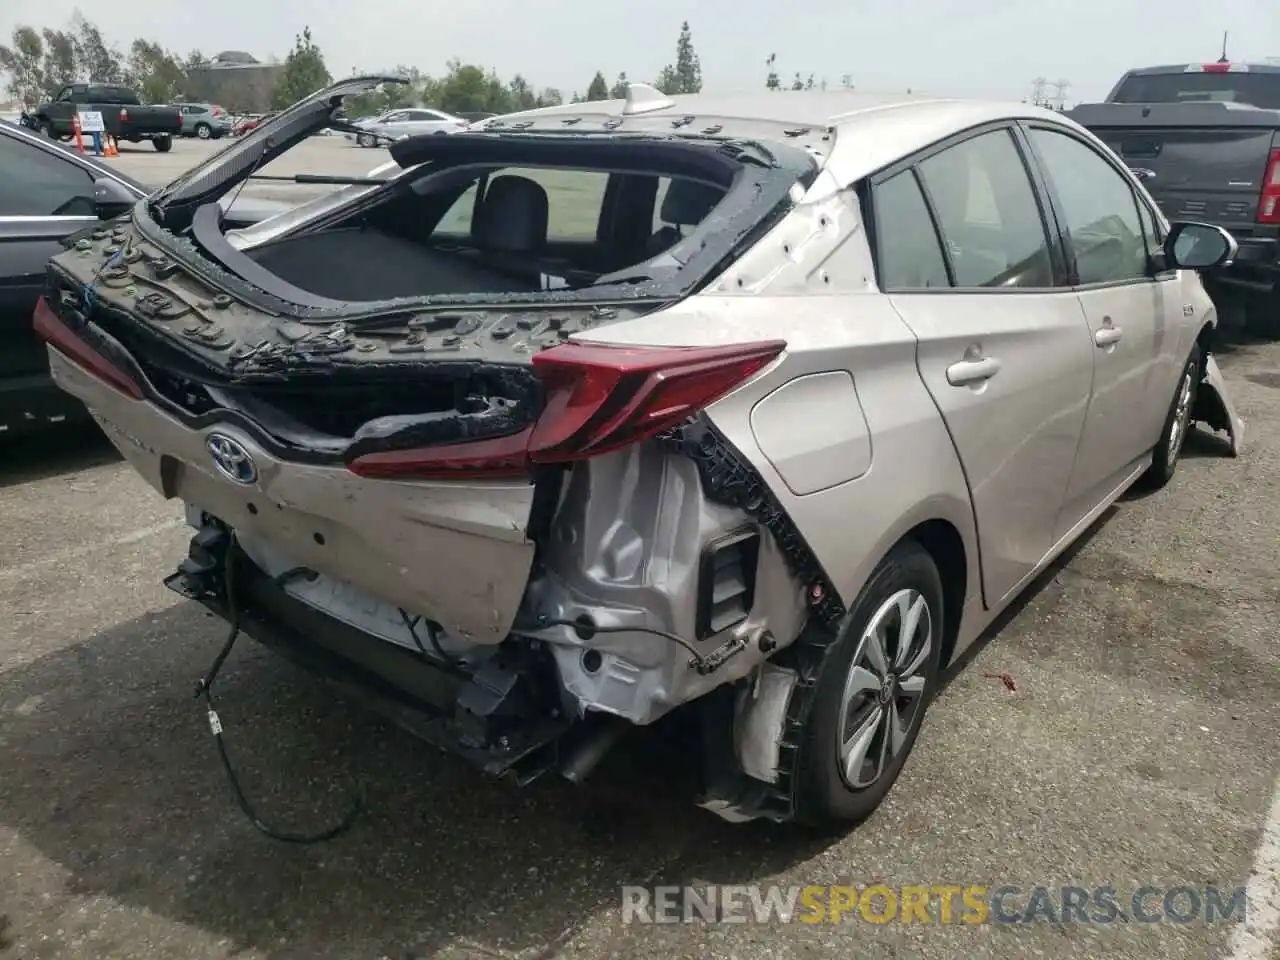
<box><xmin>37</xmin><ymin>114</ymin><xmax>812</xmax><ymax>645</ymax></box>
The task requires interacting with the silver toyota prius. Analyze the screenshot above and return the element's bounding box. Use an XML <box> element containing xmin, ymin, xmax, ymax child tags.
<box><xmin>37</xmin><ymin>78</ymin><xmax>1245</xmax><ymax>830</ymax></box>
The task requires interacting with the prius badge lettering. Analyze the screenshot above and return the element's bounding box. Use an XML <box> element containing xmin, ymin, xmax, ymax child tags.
<box><xmin>207</xmin><ymin>433</ymin><xmax>257</xmax><ymax>485</ymax></box>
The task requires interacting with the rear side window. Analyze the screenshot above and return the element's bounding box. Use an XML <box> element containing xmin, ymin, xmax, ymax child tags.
<box><xmin>0</xmin><ymin>135</ymin><xmax>96</xmax><ymax>217</ymax></box>
<box><xmin>916</xmin><ymin>129</ymin><xmax>1056</xmax><ymax>288</ymax></box>
<box><xmin>1026</xmin><ymin>128</ymin><xmax>1148</xmax><ymax>285</ymax></box>
<box><xmin>1111</xmin><ymin>71</ymin><xmax>1280</xmax><ymax>109</ymax></box>
<box><xmin>872</xmin><ymin>170</ymin><xmax>950</xmax><ymax>289</ymax></box>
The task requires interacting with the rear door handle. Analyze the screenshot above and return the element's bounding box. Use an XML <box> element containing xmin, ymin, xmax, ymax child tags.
<box><xmin>1094</xmin><ymin>326</ymin><xmax>1123</xmax><ymax>347</ymax></box>
<box><xmin>946</xmin><ymin>356</ymin><xmax>1001</xmax><ymax>386</ymax></box>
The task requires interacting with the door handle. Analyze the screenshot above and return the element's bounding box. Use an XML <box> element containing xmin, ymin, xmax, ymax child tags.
<box><xmin>946</xmin><ymin>356</ymin><xmax>1001</xmax><ymax>386</ymax></box>
<box><xmin>1094</xmin><ymin>326</ymin><xmax>1123</xmax><ymax>347</ymax></box>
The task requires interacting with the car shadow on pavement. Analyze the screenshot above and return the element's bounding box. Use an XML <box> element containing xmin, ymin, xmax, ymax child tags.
<box><xmin>0</xmin><ymin>422</ymin><xmax>119</xmax><ymax>489</ymax></box>
<box><xmin>0</xmin><ymin>602</ymin><xmax>827</xmax><ymax>959</ymax></box>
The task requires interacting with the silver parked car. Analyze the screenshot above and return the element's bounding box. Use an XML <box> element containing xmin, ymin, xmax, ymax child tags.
<box><xmin>37</xmin><ymin>77</ymin><xmax>1244</xmax><ymax>830</ymax></box>
<box><xmin>176</xmin><ymin>102</ymin><xmax>233</xmax><ymax>139</ymax></box>
<box><xmin>349</xmin><ymin>106</ymin><xmax>468</xmax><ymax>146</ymax></box>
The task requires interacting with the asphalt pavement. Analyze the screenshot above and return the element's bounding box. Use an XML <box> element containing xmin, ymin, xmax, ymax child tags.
<box><xmin>0</xmin><ymin>138</ymin><xmax>1278</xmax><ymax>960</ymax></box>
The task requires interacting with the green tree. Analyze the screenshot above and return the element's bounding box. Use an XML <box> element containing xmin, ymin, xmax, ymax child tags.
<box><xmin>0</xmin><ymin>27</ymin><xmax>46</xmax><ymax>106</ymax></box>
<box><xmin>585</xmin><ymin>70</ymin><xmax>609</xmax><ymax>101</ymax></box>
<box><xmin>272</xmin><ymin>26</ymin><xmax>331</xmax><ymax>108</ymax></box>
<box><xmin>507</xmin><ymin>74</ymin><xmax>537</xmax><ymax>110</ymax></box>
<box><xmin>609</xmin><ymin>71</ymin><xmax>628</xmax><ymax>98</ymax></box>
<box><xmin>435</xmin><ymin>60</ymin><xmax>491</xmax><ymax>113</ymax></box>
<box><xmin>536</xmin><ymin>87</ymin><xmax>563</xmax><ymax>107</ymax></box>
<box><xmin>765</xmin><ymin>53</ymin><xmax>780</xmax><ymax>91</ymax></box>
<box><xmin>126</xmin><ymin>39</ymin><xmax>186</xmax><ymax>103</ymax></box>
<box><xmin>70</xmin><ymin>12</ymin><xmax>124</xmax><ymax>83</ymax></box>
<box><xmin>40</xmin><ymin>28</ymin><xmax>78</xmax><ymax>95</ymax></box>
<box><xmin>657</xmin><ymin>21</ymin><xmax>701</xmax><ymax>95</ymax></box>
<box><xmin>791</xmin><ymin>72</ymin><xmax>804</xmax><ymax>91</ymax></box>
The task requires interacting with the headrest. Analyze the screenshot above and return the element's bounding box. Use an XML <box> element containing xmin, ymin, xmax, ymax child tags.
<box><xmin>473</xmin><ymin>175</ymin><xmax>550</xmax><ymax>253</ymax></box>
<box><xmin>660</xmin><ymin>179</ymin><xmax>726</xmax><ymax>227</ymax></box>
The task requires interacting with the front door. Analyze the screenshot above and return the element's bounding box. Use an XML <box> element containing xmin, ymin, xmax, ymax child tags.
<box><xmin>877</xmin><ymin>127</ymin><xmax>1095</xmax><ymax>607</ymax></box>
<box><xmin>1022</xmin><ymin>125</ymin><xmax>1178</xmax><ymax>534</ymax></box>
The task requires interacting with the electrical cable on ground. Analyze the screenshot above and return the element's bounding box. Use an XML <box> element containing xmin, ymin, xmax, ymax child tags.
<box><xmin>193</xmin><ymin>533</ymin><xmax>362</xmax><ymax>844</ymax></box>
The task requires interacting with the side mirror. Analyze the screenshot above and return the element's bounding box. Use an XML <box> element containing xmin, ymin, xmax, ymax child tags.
<box><xmin>1165</xmin><ymin>221</ymin><xmax>1238</xmax><ymax>270</ymax></box>
<box><xmin>92</xmin><ymin>177</ymin><xmax>137</xmax><ymax>220</ymax></box>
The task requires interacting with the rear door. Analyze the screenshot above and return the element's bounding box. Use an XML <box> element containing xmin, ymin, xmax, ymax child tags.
<box><xmin>878</xmin><ymin>125</ymin><xmax>1096</xmax><ymax>607</ymax></box>
<box><xmin>1022</xmin><ymin>123</ymin><xmax>1182</xmax><ymax>533</ymax></box>
<box><xmin>0</xmin><ymin>131</ymin><xmax>100</xmax><ymax>380</ymax></box>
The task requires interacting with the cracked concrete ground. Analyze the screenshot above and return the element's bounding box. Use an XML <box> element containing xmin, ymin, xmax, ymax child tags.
<box><xmin>0</xmin><ymin>142</ymin><xmax>1277</xmax><ymax>957</ymax></box>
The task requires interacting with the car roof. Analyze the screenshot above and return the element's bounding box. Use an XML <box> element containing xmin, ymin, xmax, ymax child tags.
<box><xmin>1120</xmin><ymin>62</ymin><xmax>1280</xmax><ymax>76</ymax></box>
<box><xmin>480</xmin><ymin>86</ymin><xmax>1084</xmax><ymax>184</ymax></box>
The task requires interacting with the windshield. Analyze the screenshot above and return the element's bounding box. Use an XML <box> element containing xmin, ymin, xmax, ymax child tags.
<box><xmin>1111</xmin><ymin>71</ymin><xmax>1280</xmax><ymax>109</ymax></box>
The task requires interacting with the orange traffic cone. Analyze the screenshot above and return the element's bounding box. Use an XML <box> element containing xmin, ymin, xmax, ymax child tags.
<box><xmin>72</xmin><ymin>114</ymin><xmax>85</xmax><ymax>154</ymax></box>
<box><xmin>103</xmin><ymin>137</ymin><xmax>118</xmax><ymax>157</ymax></box>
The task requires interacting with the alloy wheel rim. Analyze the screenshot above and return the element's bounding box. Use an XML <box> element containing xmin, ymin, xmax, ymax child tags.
<box><xmin>836</xmin><ymin>588</ymin><xmax>933</xmax><ymax>790</ymax></box>
<box><xmin>1167</xmin><ymin>369</ymin><xmax>1195</xmax><ymax>469</ymax></box>
<box><xmin>198</xmin><ymin>125</ymin><xmax>210</xmax><ymax>138</ymax></box>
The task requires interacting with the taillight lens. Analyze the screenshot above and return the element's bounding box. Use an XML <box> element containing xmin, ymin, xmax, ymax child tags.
<box><xmin>33</xmin><ymin>296</ymin><xmax>144</xmax><ymax>400</ymax></box>
<box><xmin>347</xmin><ymin>340</ymin><xmax>786</xmax><ymax>480</ymax></box>
<box><xmin>119</xmin><ymin>107</ymin><xmax>128</xmax><ymax>121</ymax></box>
<box><xmin>1258</xmin><ymin>148</ymin><xmax>1280</xmax><ymax>224</ymax></box>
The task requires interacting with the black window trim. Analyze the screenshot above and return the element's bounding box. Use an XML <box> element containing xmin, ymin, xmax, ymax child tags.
<box><xmin>865</xmin><ymin>119</ymin><xmax>1071</xmax><ymax>295</ymax></box>
<box><xmin>1016</xmin><ymin>119</ymin><xmax>1169</xmax><ymax>291</ymax></box>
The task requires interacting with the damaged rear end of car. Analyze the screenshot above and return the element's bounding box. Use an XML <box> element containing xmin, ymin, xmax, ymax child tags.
<box><xmin>36</xmin><ymin>78</ymin><xmax>828</xmax><ymax>803</ymax></box>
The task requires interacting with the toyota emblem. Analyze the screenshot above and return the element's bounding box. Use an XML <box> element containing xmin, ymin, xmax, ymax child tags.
<box><xmin>206</xmin><ymin>432</ymin><xmax>257</xmax><ymax>485</ymax></box>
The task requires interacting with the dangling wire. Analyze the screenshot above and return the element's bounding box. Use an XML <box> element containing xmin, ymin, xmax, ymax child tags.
<box><xmin>193</xmin><ymin>533</ymin><xmax>362</xmax><ymax>844</ymax></box>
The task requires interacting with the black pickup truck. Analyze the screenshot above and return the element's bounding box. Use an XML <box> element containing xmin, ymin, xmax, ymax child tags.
<box><xmin>32</xmin><ymin>83</ymin><xmax>182</xmax><ymax>152</ymax></box>
<box><xmin>1067</xmin><ymin>62</ymin><xmax>1280</xmax><ymax>333</ymax></box>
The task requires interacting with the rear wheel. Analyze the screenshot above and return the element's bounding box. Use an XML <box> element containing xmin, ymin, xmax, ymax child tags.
<box><xmin>38</xmin><ymin>119</ymin><xmax>54</xmax><ymax>138</ymax></box>
<box><xmin>195</xmin><ymin>122</ymin><xmax>212</xmax><ymax>139</ymax></box>
<box><xmin>791</xmin><ymin>540</ymin><xmax>943</xmax><ymax>829</ymax></box>
<box><xmin>1141</xmin><ymin>344</ymin><xmax>1200</xmax><ymax>490</ymax></box>
<box><xmin>356</xmin><ymin>132</ymin><xmax>373</xmax><ymax>147</ymax></box>
<box><xmin>153</xmin><ymin>135</ymin><xmax>172</xmax><ymax>153</ymax></box>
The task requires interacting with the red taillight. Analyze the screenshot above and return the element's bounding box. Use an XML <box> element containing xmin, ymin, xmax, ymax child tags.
<box><xmin>1258</xmin><ymin>148</ymin><xmax>1280</xmax><ymax>224</ymax></box>
<box><xmin>1202</xmin><ymin>62</ymin><xmax>1232</xmax><ymax>73</ymax></box>
<box><xmin>33</xmin><ymin>296</ymin><xmax>144</xmax><ymax>400</ymax></box>
<box><xmin>212</xmin><ymin>105</ymin><xmax>224</xmax><ymax>115</ymax></box>
<box><xmin>119</xmin><ymin>107</ymin><xmax>128</xmax><ymax>121</ymax></box>
<box><xmin>346</xmin><ymin>340</ymin><xmax>786</xmax><ymax>480</ymax></box>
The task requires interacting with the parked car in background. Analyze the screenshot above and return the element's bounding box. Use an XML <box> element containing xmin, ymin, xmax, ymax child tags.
<box><xmin>37</xmin><ymin>77</ymin><xmax>1244</xmax><ymax>830</ymax></box>
<box><xmin>232</xmin><ymin>113</ymin><xmax>274</xmax><ymax>137</ymax></box>
<box><xmin>0</xmin><ymin>121</ymin><xmax>282</xmax><ymax>438</ymax></box>
<box><xmin>177</xmin><ymin>102</ymin><xmax>233</xmax><ymax>139</ymax></box>
<box><xmin>1068</xmin><ymin>61</ymin><xmax>1280</xmax><ymax>334</ymax></box>
<box><xmin>453</xmin><ymin>111</ymin><xmax>498</xmax><ymax>123</ymax></box>
<box><xmin>31</xmin><ymin>83</ymin><xmax>182</xmax><ymax>152</ymax></box>
<box><xmin>348</xmin><ymin>107</ymin><xmax>469</xmax><ymax>146</ymax></box>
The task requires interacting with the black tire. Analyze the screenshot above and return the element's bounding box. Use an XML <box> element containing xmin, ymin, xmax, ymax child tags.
<box><xmin>195</xmin><ymin>122</ymin><xmax>212</xmax><ymax>139</ymax></box>
<box><xmin>153</xmin><ymin>135</ymin><xmax>172</xmax><ymax>153</ymax></box>
<box><xmin>1140</xmin><ymin>343</ymin><xmax>1201</xmax><ymax>491</ymax></box>
<box><xmin>37</xmin><ymin>119</ymin><xmax>54</xmax><ymax>139</ymax></box>
<box><xmin>791</xmin><ymin>539</ymin><xmax>944</xmax><ymax>829</ymax></box>
<box><xmin>356</xmin><ymin>132</ymin><xmax>373</xmax><ymax>147</ymax></box>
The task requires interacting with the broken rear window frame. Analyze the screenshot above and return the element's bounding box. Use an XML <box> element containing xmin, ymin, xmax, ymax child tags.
<box><xmin>130</xmin><ymin>132</ymin><xmax>819</xmax><ymax>324</ymax></box>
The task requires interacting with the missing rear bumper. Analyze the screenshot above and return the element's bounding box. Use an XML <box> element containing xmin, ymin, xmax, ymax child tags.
<box><xmin>164</xmin><ymin>522</ymin><xmax>573</xmax><ymax>784</ymax></box>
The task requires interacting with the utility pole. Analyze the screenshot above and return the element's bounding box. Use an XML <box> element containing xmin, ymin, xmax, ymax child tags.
<box><xmin>1030</xmin><ymin>77</ymin><xmax>1048</xmax><ymax>107</ymax></box>
<box><xmin>1050</xmin><ymin>78</ymin><xmax>1070</xmax><ymax>111</ymax></box>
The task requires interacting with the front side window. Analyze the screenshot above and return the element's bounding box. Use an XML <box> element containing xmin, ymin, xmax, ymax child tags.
<box><xmin>916</xmin><ymin>129</ymin><xmax>1056</xmax><ymax>288</ymax></box>
<box><xmin>872</xmin><ymin>169</ymin><xmax>950</xmax><ymax>289</ymax></box>
<box><xmin>1027</xmin><ymin>127</ymin><xmax>1149</xmax><ymax>285</ymax></box>
<box><xmin>0</xmin><ymin>135</ymin><xmax>96</xmax><ymax>217</ymax></box>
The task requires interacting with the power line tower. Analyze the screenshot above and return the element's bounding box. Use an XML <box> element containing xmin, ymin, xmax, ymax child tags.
<box><xmin>1050</xmin><ymin>78</ymin><xmax>1070</xmax><ymax>111</ymax></box>
<box><xmin>1030</xmin><ymin>77</ymin><xmax>1048</xmax><ymax>107</ymax></box>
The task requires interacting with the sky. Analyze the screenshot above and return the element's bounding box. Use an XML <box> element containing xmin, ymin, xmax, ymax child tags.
<box><xmin>2</xmin><ymin>0</ymin><xmax>1278</xmax><ymax>105</ymax></box>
